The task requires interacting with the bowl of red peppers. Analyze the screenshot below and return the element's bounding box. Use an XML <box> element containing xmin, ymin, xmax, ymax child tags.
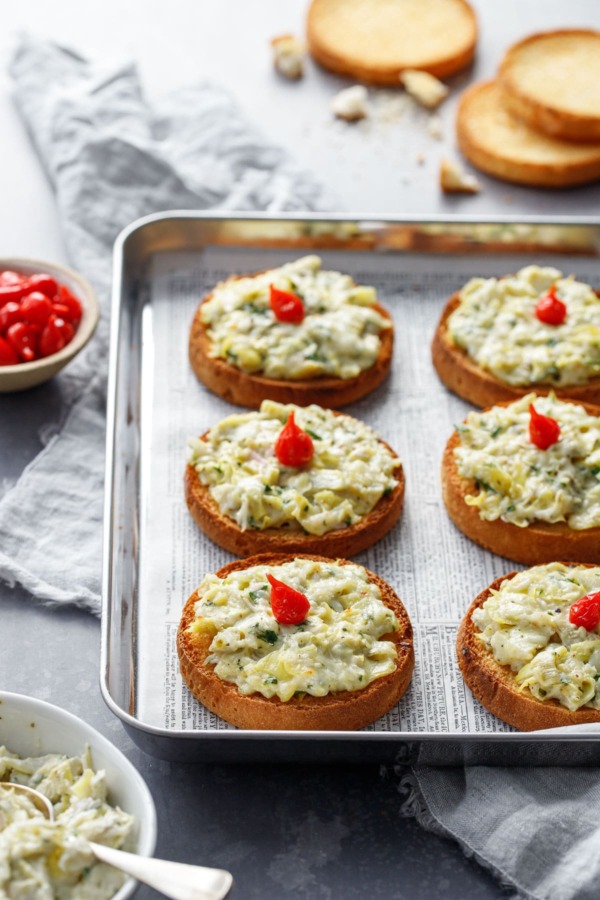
<box><xmin>0</xmin><ymin>258</ymin><xmax>99</xmax><ymax>392</ymax></box>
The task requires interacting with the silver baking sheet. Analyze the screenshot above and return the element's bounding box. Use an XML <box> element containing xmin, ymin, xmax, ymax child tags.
<box><xmin>100</xmin><ymin>212</ymin><xmax>600</xmax><ymax>762</ymax></box>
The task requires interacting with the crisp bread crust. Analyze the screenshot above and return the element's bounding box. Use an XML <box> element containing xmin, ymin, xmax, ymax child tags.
<box><xmin>189</xmin><ymin>282</ymin><xmax>394</xmax><ymax>410</ymax></box>
<box><xmin>441</xmin><ymin>399</ymin><xmax>600</xmax><ymax>566</ymax></box>
<box><xmin>177</xmin><ymin>553</ymin><xmax>415</xmax><ymax>731</ymax></box>
<box><xmin>498</xmin><ymin>30</ymin><xmax>600</xmax><ymax>144</ymax></box>
<box><xmin>432</xmin><ymin>290</ymin><xmax>600</xmax><ymax>408</ymax></box>
<box><xmin>457</xmin><ymin>569</ymin><xmax>600</xmax><ymax>731</ymax></box>
<box><xmin>306</xmin><ymin>0</ymin><xmax>477</xmax><ymax>84</ymax></box>
<box><xmin>456</xmin><ymin>81</ymin><xmax>600</xmax><ymax>189</ymax></box>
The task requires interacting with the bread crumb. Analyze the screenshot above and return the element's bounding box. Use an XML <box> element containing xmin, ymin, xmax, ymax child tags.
<box><xmin>427</xmin><ymin>115</ymin><xmax>444</xmax><ymax>140</ymax></box>
<box><xmin>440</xmin><ymin>158</ymin><xmax>481</xmax><ymax>194</ymax></box>
<box><xmin>331</xmin><ymin>85</ymin><xmax>369</xmax><ymax>121</ymax></box>
<box><xmin>416</xmin><ymin>153</ymin><xmax>425</xmax><ymax>165</ymax></box>
<box><xmin>400</xmin><ymin>70</ymin><xmax>449</xmax><ymax>109</ymax></box>
<box><xmin>271</xmin><ymin>34</ymin><xmax>305</xmax><ymax>80</ymax></box>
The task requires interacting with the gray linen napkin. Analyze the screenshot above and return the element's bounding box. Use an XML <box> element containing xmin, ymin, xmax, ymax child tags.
<box><xmin>0</xmin><ymin>35</ymin><xmax>334</xmax><ymax>613</ymax></box>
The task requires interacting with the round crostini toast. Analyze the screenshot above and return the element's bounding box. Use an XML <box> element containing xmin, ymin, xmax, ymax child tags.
<box><xmin>177</xmin><ymin>553</ymin><xmax>414</xmax><ymax>730</ymax></box>
<box><xmin>456</xmin><ymin>81</ymin><xmax>600</xmax><ymax>188</ymax></box>
<box><xmin>306</xmin><ymin>0</ymin><xmax>477</xmax><ymax>85</ymax></box>
<box><xmin>189</xmin><ymin>255</ymin><xmax>393</xmax><ymax>409</ymax></box>
<box><xmin>185</xmin><ymin>400</ymin><xmax>404</xmax><ymax>557</ymax></box>
<box><xmin>498</xmin><ymin>30</ymin><xmax>600</xmax><ymax>144</ymax></box>
<box><xmin>432</xmin><ymin>265</ymin><xmax>600</xmax><ymax>407</ymax></box>
<box><xmin>457</xmin><ymin>563</ymin><xmax>600</xmax><ymax>731</ymax></box>
<box><xmin>441</xmin><ymin>394</ymin><xmax>600</xmax><ymax>566</ymax></box>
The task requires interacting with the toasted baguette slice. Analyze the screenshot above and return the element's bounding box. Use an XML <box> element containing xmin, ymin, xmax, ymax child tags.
<box><xmin>457</xmin><ymin>569</ymin><xmax>600</xmax><ymax>731</ymax></box>
<box><xmin>177</xmin><ymin>553</ymin><xmax>414</xmax><ymax>730</ymax></box>
<box><xmin>189</xmin><ymin>276</ymin><xmax>393</xmax><ymax>410</ymax></box>
<box><xmin>306</xmin><ymin>0</ymin><xmax>477</xmax><ymax>85</ymax></box>
<box><xmin>456</xmin><ymin>81</ymin><xmax>600</xmax><ymax>188</ymax></box>
<box><xmin>498</xmin><ymin>30</ymin><xmax>600</xmax><ymax>144</ymax></box>
<box><xmin>442</xmin><ymin>399</ymin><xmax>600</xmax><ymax>566</ymax></box>
<box><xmin>432</xmin><ymin>291</ymin><xmax>600</xmax><ymax>408</ymax></box>
<box><xmin>185</xmin><ymin>444</ymin><xmax>404</xmax><ymax>559</ymax></box>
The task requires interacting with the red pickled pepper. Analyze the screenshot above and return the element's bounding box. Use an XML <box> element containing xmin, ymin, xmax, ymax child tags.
<box><xmin>266</xmin><ymin>573</ymin><xmax>310</xmax><ymax>625</ymax></box>
<box><xmin>274</xmin><ymin>411</ymin><xmax>314</xmax><ymax>466</ymax></box>
<box><xmin>569</xmin><ymin>592</ymin><xmax>600</xmax><ymax>631</ymax></box>
<box><xmin>269</xmin><ymin>284</ymin><xmax>305</xmax><ymax>323</ymax></box>
<box><xmin>535</xmin><ymin>285</ymin><xmax>567</xmax><ymax>326</ymax></box>
<box><xmin>528</xmin><ymin>404</ymin><xmax>561</xmax><ymax>450</ymax></box>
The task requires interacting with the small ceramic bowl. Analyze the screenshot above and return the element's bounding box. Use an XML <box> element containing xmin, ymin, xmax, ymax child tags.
<box><xmin>0</xmin><ymin>257</ymin><xmax>99</xmax><ymax>393</ymax></box>
<box><xmin>0</xmin><ymin>691</ymin><xmax>157</xmax><ymax>899</ymax></box>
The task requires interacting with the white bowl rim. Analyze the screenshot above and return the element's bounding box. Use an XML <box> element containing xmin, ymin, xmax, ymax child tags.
<box><xmin>0</xmin><ymin>691</ymin><xmax>157</xmax><ymax>899</ymax></box>
<box><xmin>0</xmin><ymin>256</ymin><xmax>99</xmax><ymax>373</ymax></box>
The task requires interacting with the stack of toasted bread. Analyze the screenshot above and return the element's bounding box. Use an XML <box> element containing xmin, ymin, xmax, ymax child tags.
<box><xmin>457</xmin><ymin>30</ymin><xmax>600</xmax><ymax>188</ymax></box>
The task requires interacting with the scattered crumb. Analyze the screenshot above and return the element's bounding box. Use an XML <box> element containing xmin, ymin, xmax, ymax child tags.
<box><xmin>372</xmin><ymin>90</ymin><xmax>409</xmax><ymax>123</ymax></box>
<box><xmin>400</xmin><ymin>70</ymin><xmax>449</xmax><ymax>109</ymax></box>
<box><xmin>331</xmin><ymin>85</ymin><xmax>369</xmax><ymax>121</ymax></box>
<box><xmin>416</xmin><ymin>153</ymin><xmax>426</xmax><ymax>165</ymax></box>
<box><xmin>426</xmin><ymin>115</ymin><xmax>444</xmax><ymax>140</ymax></box>
<box><xmin>270</xmin><ymin>34</ymin><xmax>305</xmax><ymax>80</ymax></box>
<box><xmin>440</xmin><ymin>158</ymin><xmax>481</xmax><ymax>194</ymax></box>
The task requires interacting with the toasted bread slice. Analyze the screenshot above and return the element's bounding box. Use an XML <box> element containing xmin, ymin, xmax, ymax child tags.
<box><xmin>432</xmin><ymin>290</ymin><xmax>600</xmax><ymax>408</ymax></box>
<box><xmin>189</xmin><ymin>267</ymin><xmax>394</xmax><ymax>410</ymax></box>
<box><xmin>456</xmin><ymin>81</ymin><xmax>600</xmax><ymax>188</ymax></box>
<box><xmin>457</xmin><ymin>568</ymin><xmax>600</xmax><ymax>731</ymax></box>
<box><xmin>498</xmin><ymin>30</ymin><xmax>600</xmax><ymax>144</ymax></box>
<box><xmin>185</xmin><ymin>404</ymin><xmax>404</xmax><ymax>557</ymax></box>
<box><xmin>442</xmin><ymin>399</ymin><xmax>600</xmax><ymax>566</ymax></box>
<box><xmin>177</xmin><ymin>553</ymin><xmax>414</xmax><ymax>730</ymax></box>
<box><xmin>306</xmin><ymin>0</ymin><xmax>477</xmax><ymax>85</ymax></box>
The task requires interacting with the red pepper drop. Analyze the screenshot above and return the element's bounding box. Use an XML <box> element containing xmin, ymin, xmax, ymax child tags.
<box><xmin>267</xmin><ymin>573</ymin><xmax>310</xmax><ymax>625</ymax></box>
<box><xmin>535</xmin><ymin>286</ymin><xmax>567</xmax><ymax>326</ymax></box>
<box><xmin>274</xmin><ymin>411</ymin><xmax>314</xmax><ymax>467</ymax></box>
<box><xmin>529</xmin><ymin>404</ymin><xmax>560</xmax><ymax>450</ymax></box>
<box><xmin>7</xmin><ymin>322</ymin><xmax>37</xmax><ymax>362</ymax></box>
<box><xmin>0</xmin><ymin>335</ymin><xmax>19</xmax><ymax>365</ymax></box>
<box><xmin>269</xmin><ymin>284</ymin><xmax>304</xmax><ymax>324</ymax></box>
<box><xmin>569</xmin><ymin>591</ymin><xmax>600</xmax><ymax>631</ymax></box>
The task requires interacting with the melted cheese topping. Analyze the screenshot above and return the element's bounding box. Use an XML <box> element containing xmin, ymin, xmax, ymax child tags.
<box><xmin>200</xmin><ymin>255</ymin><xmax>390</xmax><ymax>380</ymax></box>
<box><xmin>454</xmin><ymin>393</ymin><xmax>600</xmax><ymax>529</ymax></box>
<box><xmin>447</xmin><ymin>266</ymin><xmax>600</xmax><ymax>387</ymax></box>
<box><xmin>189</xmin><ymin>558</ymin><xmax>399</xmax><ymax>701</ymax></box>
<box><xmin>189</xmin><ymin>400</ymin><xmax>399</xmax><ymax>535</ymax></box>
<box><xmin>472</xmin><ymin>563</ymin><xmax>600</xmax><ymax>711</ymax></box>
<box><xmin>0</xmin><ymin>747</ymin><xmax>134</xmax><ymax>899</ymax></box>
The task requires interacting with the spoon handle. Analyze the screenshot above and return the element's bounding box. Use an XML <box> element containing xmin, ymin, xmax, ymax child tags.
<box><xmin>88</xmin><ymin>842</ymin><xmax>233</xmax><ymax>900</ymax></box>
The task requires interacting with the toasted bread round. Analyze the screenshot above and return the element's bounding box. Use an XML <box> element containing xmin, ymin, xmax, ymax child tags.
<box><xmin>498</xmin><ymin>30</ymin><xmax>600</xmax><ymax>144</ymax></box>
<box><xmin>432</xmin><ymin>290</ymin><xmax>600</xmax><ymax>408</ymax></box>
<box><xmin>177</xmin><ymin>553</ymin><xmax>414</xmax><ymax>730</ymax></box>
<box><xmin>306</xmin><ymin>0</ymin><xmax>477</xmax><ymax>85</ymax></box>
<box><xmin>456</xmin><ymin>81</ymin><xmax>600</xmax><ymax>188</ymax></box>
<box><xmin>185</xmin><ymin>434</ymin><xmax>404</xmax><ymax>558</ymax></box>
<box><xmin>457</xmin><ymin>568</ymin><xmax>600</xmax><ymax>731</ymax></box>
<box><xmin>442</xmin><ymin>400</ymin><xmax>600</xmax><ymax>566</ymax></box>
<box><xmin>189</xmin><ymin>277</ymin><xmax>393</xmax><ymax>411</ymax></box>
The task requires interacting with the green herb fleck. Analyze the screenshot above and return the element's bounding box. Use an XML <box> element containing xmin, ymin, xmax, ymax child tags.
<box><xmin>305</xmin><ymin>428</ymin><xmax>322</xmax><ymax>440</ymax></box>
<box><xmin>256</xmin><ymin>629</ymin><xmax>278</xmax><ymax>645</ymax></box>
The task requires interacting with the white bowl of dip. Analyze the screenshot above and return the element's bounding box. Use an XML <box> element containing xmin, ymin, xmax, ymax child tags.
<box><xmin>0</xmin><ymin>691</ymin><xmax>157</xmax><ymax>899</ymax></box>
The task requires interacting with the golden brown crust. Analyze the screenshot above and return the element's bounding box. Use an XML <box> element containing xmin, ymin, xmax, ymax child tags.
<box><xmin>432</xmin><ymin>290</ymin><xmax>600</xmax><ymax>407</ymax></box>
<box><xmin>177</xmin><ymin>553</ymin><xmax>414</xmax><ymax>730</ymax></box>
<box><xmin>441</xmin><ymin>400</ymin><xmax>600</xmax><ymax>565</ymax></box>
<box><xmin>189</xmin><ymin>281</ymin><xmax>394</xmax><ymax>410</ymax></box>
<box><xmin>306</xmin><ymin>0</ymin><xmax>477</xmax><ymax>84</ymax></box>
<box><xmin>457</xmin><ymin>569</ymin><xmax>600</xmax><ymax>730</ymax></box>
<box><xmin>456</xmin><ymin>81</ymin><xmax>600</xmax><ymax>188</ymax></box>
<box><xmin>185</xmin><ymin>431</ymin><xmax>404</xmax><ymax>557</ymax></box>
<box><xmin>498</xmin><ymin>30</ymin><xmax>600</xmax><ymax>144</ymax></box>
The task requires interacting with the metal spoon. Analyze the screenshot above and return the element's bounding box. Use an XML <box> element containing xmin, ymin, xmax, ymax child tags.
<box><xmin>0</xmin><ymin>782</ymin><xmax>233</xmax><ymax>900</ymax></box>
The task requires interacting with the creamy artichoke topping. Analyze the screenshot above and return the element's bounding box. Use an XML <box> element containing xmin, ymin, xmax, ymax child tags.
<box><xmin>454</xmin><ymin>393</ymin><xmax>600</xmax><ymax>529</ymax></box>
<box><xmin>200</xmin><ymin>255</ymin><xmax>390</xmax><ymax>380</ymax></box>
<box><xmin>188</xmin><ymin>400</ymin><xmax>399</xmax><ymax>536</ymax></box>
<box><xmin>0</xmin><ymin>746</ymin><xmax>134</xmax><ymax>899</ymax></box>
<box><xmin>473</xmin><ymin>563</ymin><xmax>600</xmax><ymax>711</ymax></box>
<box><xmin>447</xmin><ymin>265</ymin><xmax>600</xmax><ymax>387</ymax></box>
<box><xmin>189</xmin><ymin>558</ymin><xmax>399</xmax><ymax>701</ymax></box>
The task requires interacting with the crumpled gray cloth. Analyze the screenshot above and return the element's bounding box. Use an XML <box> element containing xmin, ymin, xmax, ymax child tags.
<box><xmin>0</xmin><ymin>35</ymin><xmax>335</xmax><ymax>613</ymax></box>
